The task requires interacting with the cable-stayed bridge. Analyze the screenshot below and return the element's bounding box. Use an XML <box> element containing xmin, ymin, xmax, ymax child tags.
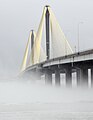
<box><xmin>20</xmin><ymin>6</ymin><xmax>93</xmax><ymax>87</ymax></box>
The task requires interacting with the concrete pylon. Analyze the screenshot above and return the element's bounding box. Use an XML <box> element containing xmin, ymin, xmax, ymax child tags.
<box><xmin>76</xmin><ymin>69</ymin><xmax>81</xmax><ymax>86</ymax></box>
<box><xmin>45</xmin><ymin>69</ymin><xmax>52</xmax><ymax>84</ymax></box>
<box><xmin>55</xmin><ymin>69</ymin><xmax>60</xmax><ymax>86</ymax></box>
<box><xmin>80</xmin><ymin>68</ymin><xmax>88</xmax><ymax>87</ymax></box>
<box><xmin>76</xmin><ymin>67</ymin><xmax>88</xmax><ymax>87</ymax></box>
<box><xmin>91</xmin><ymin>68</ymin><xmax>93</xmax><ymax>87</ymax></box>
<box><xmin>45</xmin><ymin>6</ymin><xmax>50</xmax><ymax>60</ymax></box>
<box><xmin>65</xmin><ymin>68</ymin><xmax>72</xmax><ymax>87</ymax></box>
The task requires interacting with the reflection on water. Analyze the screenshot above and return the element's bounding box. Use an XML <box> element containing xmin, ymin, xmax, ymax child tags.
<box><xmin>0</xmin><ymin>79</ymin><xmax>93</xmax><ymax>120</ymax></box>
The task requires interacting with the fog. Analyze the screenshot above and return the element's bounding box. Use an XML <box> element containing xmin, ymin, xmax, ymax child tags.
<box><xmin>0</xmin><ymin>79</ymin><xmax>93</xmax><ymax>105</ymax></box>
<box><xmin>0</xmin><ymin>80</ymin><xmax>93</xmax><ymax>120</ymax></box>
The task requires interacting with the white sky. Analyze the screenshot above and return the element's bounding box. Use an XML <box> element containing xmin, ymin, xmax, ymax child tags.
<box><xmin>0</xmin><ymin>0</ymin><xmax>93</xmax><ymax>77</ymax></box>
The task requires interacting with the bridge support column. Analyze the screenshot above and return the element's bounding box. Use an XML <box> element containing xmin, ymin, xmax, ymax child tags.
<box><xmin>55</xmin><ymin>70</ymin><xmax>60</xmax><ymax>86</ymax></box>
<box><xmin>76</xmin><ymin>69</ymin><xmax>81</xmax><ymax>86</ymax></box>
<box><xmin>80</xmin><ymin>68</ymin><xmax>88</xmax><ymax>87</ymax></box>
<box><xmin>45</xmin><ymin>69</ymin><xmax>52</xmax><ymax>84</ymax></box>
<box><xmin>91</xmin><ymin>68</ymin><xmax>93</xmax><ymax>87</ymax></box>
<box><xmin>65</xmin><ymin>68</ymin><xmax>72</xmax><ymax>87</ymax></box>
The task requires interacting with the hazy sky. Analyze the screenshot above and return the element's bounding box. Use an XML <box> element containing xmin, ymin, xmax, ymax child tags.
<box><xmin>0</xmin><ymin>0</ymin><xmax>93</xmax><ymax>77</ymax></box>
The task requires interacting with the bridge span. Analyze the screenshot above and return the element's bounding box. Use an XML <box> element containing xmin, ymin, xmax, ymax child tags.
<box><xmin>24</xmin><ymin>49</ymin><xmax>93</xmax><ymax>87</ymax></box>
<box><xmin>20</xmin><ymin>6</ymin><xmax>93</xmax><ymax>87</ymax></box>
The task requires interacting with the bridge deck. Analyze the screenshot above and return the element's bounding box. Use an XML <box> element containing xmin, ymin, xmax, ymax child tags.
<box><xmin>25</xmin><ymin>49</ymin><xmax>93</xmax><ymax>71</ymax></box>
<box><xmin>42</xmin><ymin>49</ymin><xmax>93</xmax><ymax>67</ymax></box>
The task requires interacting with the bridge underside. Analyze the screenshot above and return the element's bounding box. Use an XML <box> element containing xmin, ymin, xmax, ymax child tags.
<box><xmin>42</xmin><ymin>60</ymin><xmax>93</xmax><ymax>87</ymax></box>
<box><xmin>22</xmin><ymin>60</ymin><xmax>93</xmax><ymax>88</ymax></box>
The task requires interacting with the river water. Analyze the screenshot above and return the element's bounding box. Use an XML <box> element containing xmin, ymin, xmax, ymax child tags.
<box><xmin>0</xmin><ymin>79</ymin><xmax>93</xmax><ymax>120</ymax></box>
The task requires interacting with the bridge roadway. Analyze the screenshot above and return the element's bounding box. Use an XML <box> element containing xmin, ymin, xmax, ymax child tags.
<box><xmin>24</xmin><ymin>49</ymin><xmax>93</xmax><ymax>87</ymax></box>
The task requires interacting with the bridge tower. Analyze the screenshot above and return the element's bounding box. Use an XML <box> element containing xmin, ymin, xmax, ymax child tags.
<box><xmin>44</xmin><ymin>6</ymin><xmax>52</xmax><ymax>84</ymax></box>
<box><xmin>31</xmin><ymin>30</ymin><xmax>34</xmax><ymax>50</ymax></box>
<box><xmin>45</xmin><ymin>5</ymin><xmax>50</xmax><ymax>60</ymax></box>
<box><xmin>31</xmin><ymin>30</ymin><xmax>35</xmax><ymax>64</ymax></box>
<box><xmin>45</xmin><ymin>5</ymin><xmax>61</xmax><ymax>86</ymax></box>
<box><xmin>20</xmin><ymin>30</ymin><xmax>36</xmax><ymax>72</ymax></box>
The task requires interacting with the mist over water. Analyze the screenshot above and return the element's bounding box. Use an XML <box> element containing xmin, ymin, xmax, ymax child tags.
<box><xmin>0</xmin><ymin>77</ymin><xmax>93</xmax><ymax>105</ymax></box>
<box><xmin>0</xmin><ymin>76</ymin><xmax>93</xmax><ymax>119</ymax></box>
<box><xmin>0</xmin><ymin>61</ymin><xmax>93</xmax><ymax>119</ymax></box>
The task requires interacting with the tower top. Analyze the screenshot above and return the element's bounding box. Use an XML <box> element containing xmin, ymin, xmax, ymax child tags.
<box><xmin>31</xmin><ymin>30</ymin><xmax>34</xmax><ymax>32</ymax></box>
<box><xmin>45</xmin><ymin>5</ymin><xmax>50</xmax><ymax>8</ymax></box>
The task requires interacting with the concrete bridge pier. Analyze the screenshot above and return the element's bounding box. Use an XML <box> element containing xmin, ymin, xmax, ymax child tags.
<box><xmin>76</xmin><ymin>69</ymin><xmax>81</xmax><ymax>86</ymax></box>
<box><xmin>80</xmin><ymin>68</ymin><xmax>88</xmax><ymax>87</ymax></box>
<box><xmin>65</xmin><ymin>68</ymin><xmax>72</xmax><ymax>87</ymax></box>
<box><xmin>45</xmin><ymin>69</ymin><xmax>52</xmax><ymax>84</ymax></box>
<box><xmin>91</xmin><ymin>68</ymin><xmax>93</xmax><ymax>86</ymax></box>
<box><xmin>55</xmin><ymin>69</ymin><xmax>60</xmax><ymax>86</ymax></box>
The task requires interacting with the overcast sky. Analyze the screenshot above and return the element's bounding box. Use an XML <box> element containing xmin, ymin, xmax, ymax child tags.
<box><xmin>0</xmin><ymin>0</ymin><xmax>93</xmax><ymax>77</ymax></box>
